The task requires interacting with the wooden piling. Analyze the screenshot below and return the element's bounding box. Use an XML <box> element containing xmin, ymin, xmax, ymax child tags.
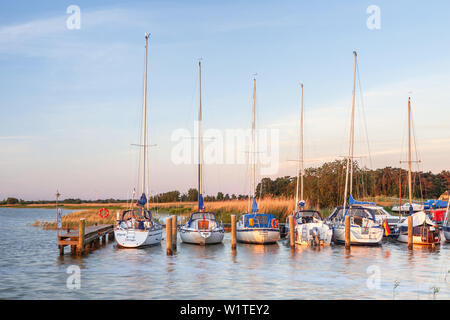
<box><xmin>289</xmin><ymin>215</ymin><xmax>295</xmax><ymax>248</ymax></box>
<box><xmin>345</xmin><ymin>215</ymin><xmax>351</xmax><ymax>250</ymax></box>
<box><xmin>171</xmin><ymin>215</ymin><xmax>177</xmax><ymax>251</ymax></box>
<box><xmin>166</xmin><ymin>217</ymin><xmax>173</xmax><ymax>255</ymax></box>
<box><xmin>77</xmin><ymin>218</ymin><xmax>85</xmax><ymax>255</ymax></box>
<box><xmin>231</xmin><ymin>215</ymin><xmax>236</xmax><ymax>250</ymax></box>
<box><xmin>408</xmin><ymin>216</ymin><xmax>413</xmax><ymax>249</ymax></box>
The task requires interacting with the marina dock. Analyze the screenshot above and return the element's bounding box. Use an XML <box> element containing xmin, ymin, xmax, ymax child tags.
<box><xmin>57</xmin><ymin>219</ymin><xmax>114</xmax><ymax>256</ymax></box>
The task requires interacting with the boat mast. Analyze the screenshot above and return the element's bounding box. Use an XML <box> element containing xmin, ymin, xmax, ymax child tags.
<box><xmin>198</xmin><ymin>60</ymin><xmax>203</xmax><ymax>210</ymax></box>
<box><xmin>349</xmin><ymin>51</ymin><xmax>357</xmax><ymax>196</ymax></box>
<box><xmin>407</xmin><ymin>97</ymin><xmax>413</xmax><ymax>208</ymax></box>
<box><xmin>343</xmin><ymin>51</ymin><xmax>357</xmax><ymax>210</ymax></box>
<box><xmin>295</xmin><ymin>82</ymin><xmax>304</xmax><ymax>211</ymax></box>
<box><xmin>249</xmin><ymin>77</ymin><xmax>256</xmax><ymax>211</ymax></box>
<box><xmin>142</xmin><ymin>33</ymin><xmax>149</xmax><ymax>209</ymax></box>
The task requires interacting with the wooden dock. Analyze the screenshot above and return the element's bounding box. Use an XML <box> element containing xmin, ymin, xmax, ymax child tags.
<box><xmin>58</xmin><ymin>219</ymin><xmax>114</xmax><ymax>256</ymax></box>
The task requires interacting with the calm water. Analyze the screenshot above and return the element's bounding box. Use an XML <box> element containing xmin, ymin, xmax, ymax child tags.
<box><xmin>0</xmin><ymin>207</ymin><xmax>448</xmax><ymax>300</ymax></box>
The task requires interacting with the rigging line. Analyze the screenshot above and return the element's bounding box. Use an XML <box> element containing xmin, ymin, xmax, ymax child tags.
<box><xmin>410</xmin><ymin>105</ymin><xmax>424</xmax><ymax>200</ymax></box>
<box><xmin>356</xmin><ymin>60</ymin><xmax>373</xmax><ymax>169</ymax></box>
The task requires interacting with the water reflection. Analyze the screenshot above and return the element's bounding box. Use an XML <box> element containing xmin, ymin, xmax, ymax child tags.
<box><xmin>0</xmin><ymin>208</ymin><xmax>448</xmax><ymax>299</ymax></box>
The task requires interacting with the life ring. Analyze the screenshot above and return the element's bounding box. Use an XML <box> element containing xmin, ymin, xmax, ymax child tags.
<box><xmin>98</xmin><ymin>208</ymin><xmax>110</xmax><ymax>218</ymax></box>
<box><xmin>271</xmin><ymin>218</ymin><xmax>278</xmax><ymax>229</ymax></box>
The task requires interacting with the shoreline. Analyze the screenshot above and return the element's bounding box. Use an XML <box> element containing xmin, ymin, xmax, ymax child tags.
<box><xmin>1</xmin><ymin>196</ymin><xmax>404</xmax><ymax>230</ymax></box>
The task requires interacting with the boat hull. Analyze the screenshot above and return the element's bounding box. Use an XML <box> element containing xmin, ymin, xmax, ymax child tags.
<box><xmin>397</xmin><ymin>233</ymin><xmax>440</xmax><ymax>245</ymax></box>
<box><xmin>333</xmin><ymin>224</ymin><xmax>383</xmax><ymax>245</ymax></box>
<box><xmin>236</xmin><ymin>228</ymin><xmax>280</xmax><ymax>244</ymax></box>
<box><xmin>295</xmin><ymin>222</ymin><xmax>332</xmax><ymax>246</ymax></box>
<box><xmin>396</xmin><ymin>222</ymin><xmax>441</xmax><ymax>245</ymax></box>
<box><xmin>444</xmin><ymin>226</ymin><xmax>450</xmax><ymax>242</ymax></box>
<box><xmin>179</xmin><ymin>227</ymin><xmax>224</xmax><ymax>245</ymax></box>
<box><xmin>114</xmin><ymin>226</ymin><xmax>163</xmax><ymax>248</ymax></box>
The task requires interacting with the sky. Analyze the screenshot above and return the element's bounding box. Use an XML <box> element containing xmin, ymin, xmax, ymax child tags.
<box><xmin>0</xmin><ymin>0</ymin><xmax>449</xmax><ymax>200</ymax></box>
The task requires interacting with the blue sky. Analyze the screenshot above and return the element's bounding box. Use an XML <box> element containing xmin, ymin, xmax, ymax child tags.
<box><xmin>1</xmin><ymin>0</ymin><xmax>449</xmax><ymax>200</ymax></box>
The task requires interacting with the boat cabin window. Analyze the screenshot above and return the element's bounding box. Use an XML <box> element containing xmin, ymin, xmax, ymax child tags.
<box><xmin>190</xmin><ymin>212</ymin><xmax>217</xmax><ymax>221</ymax></box>
<box><xmin>373</xmin><ymin>208</ymin><xmax>388</xmax><ymax>216</ymax></box>
<box><xmin>332</xmin><ymin>207</ymin><xmax>374</xmax><ymax>221</ymax></box>
<box><xmin>244</xmin><ymin>214</ymin><xmax>274</xmax><ymax>227</ymax></box>
<box><xmin>121</xmin><ymin>209</ymin><xmax>150</xmax><ymax>221</ymax></box>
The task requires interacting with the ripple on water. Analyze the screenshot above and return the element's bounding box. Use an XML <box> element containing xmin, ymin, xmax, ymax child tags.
<box><xmin>0</xmin><ymin>208</ymin><xmax>449</xmax><ymax>299</ymax></box>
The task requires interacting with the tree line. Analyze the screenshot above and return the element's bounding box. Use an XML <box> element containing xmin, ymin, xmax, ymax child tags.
<box><xmin>2</xmin><ymin>160</ymin><xmax>448</xmax><ymax>207</ymax></box>
<box><xmin>255</xmin><ymin>159</ymin><xmax>449</xmax><ymax>208</ymax></box>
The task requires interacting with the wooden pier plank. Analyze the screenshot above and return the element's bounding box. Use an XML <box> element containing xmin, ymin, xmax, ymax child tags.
<box><xmin>57</xmin><ymin>223</ymin><xmax>114</xmax><ymax>256</ymax></box>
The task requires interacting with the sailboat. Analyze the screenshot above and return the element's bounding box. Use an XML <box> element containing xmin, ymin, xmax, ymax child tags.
<box><xmin>331</xmin><ymin>51</ymin><xmax>384</xmax><ymax>245</ymax></box>
<box><xmin>236</xmin><ymin>77</ymin><xmax>280</xmax><ymax>244</ymax></box>
<box><xmin>443</xmin><ymin>199</ymin><xmax>450</xmax><ymax>241</ymax></box>
<box><xmin>179</xmin><ymin>61</ymin><xmax>225</xmax><ymax>245</ymax></box>
<box><xmin>395</xmin><ymin>98</ymin><xmax>440</xmax><ymax>245</ymax></box>
<box><xmin>114</xmin><ymin>33</ymin><xmax>163</xmax><ymax>248</ymax></box>
<box><xmin>290</xmin><ymin>83</ymin><xmax>332</xmax><ymax>246</ymax></box>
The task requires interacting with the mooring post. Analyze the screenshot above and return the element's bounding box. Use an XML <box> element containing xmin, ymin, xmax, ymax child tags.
<box><xmin>231</xmin><ymin>215</ymin><xmax>236</xmax><ymax>250</ymax></box>
<box><xmin>166</xmin><ymin>216</ymin><xmax>173</xmax><ymax>255</ymax></box>
<box><xmin>345</xmin><ymin>215</ymin><xmax>351</xmax><ymax>250</ymax></box>
<box><xmin>289</xmin><ymin>215</ymin><xmax>295</xmax><ymax>248</ymax></box>
<box><xmin>408</xmin><ymin>215</ymin><xmax>413</xmax><ymax>249</ymax></box>
<box><xmin>172</xmin><ymin>215</ymin><xmax>177</xmax><ymax>251</ymax></box>
<box><xmin>77</xmin><ymin>218</ymin><xmax>85</xmax><ymax>256</ymax></box>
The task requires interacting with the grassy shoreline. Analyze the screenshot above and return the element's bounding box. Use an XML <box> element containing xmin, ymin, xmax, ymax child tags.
<box><xmin>5</xmin><ymin>196</ymin><xmax>400</xmax><ymax>229</ymax></box>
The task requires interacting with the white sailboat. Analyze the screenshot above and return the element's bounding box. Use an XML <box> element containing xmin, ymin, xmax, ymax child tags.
<box><xmin>395</xmin><ymin>98</ymin><xmax>440</xmax><ymax>245</ymax></box>
<box><xmin>114</xmin><ymin>33</ymin><xmax>163</xmax><ymax>248</ymax></box>
<box><xmin>331</xmin><ymin>51</ymin><xmax>384</xmax><ymax>245</ymax></box>
<box><xmin>236</xmin><ymin>77</ymin><xmax>280</xmax><ymax>244</ymax></box>
<box><xmin>291</xmin><ymin>83</ymin><xmax>332</xmax><ymax>246</ymax></box>
<box><xmin>443</xmin><ymin>199</ymin><xmax>450</xmax><ymax>241</ymax></box>
<box><xmin>179</xmin><ymin>61</ymin><xmax>225</xmax><ymax>245</ymax></box>
<box><xmin>391</xmin><ymin>202</ymin><xmax>423</xmax><ymax>213</ymax></box>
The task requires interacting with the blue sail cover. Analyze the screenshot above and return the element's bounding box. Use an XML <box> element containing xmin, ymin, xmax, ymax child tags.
<box><xmin>424</xmin><ymin>199</ymin><xmax>448</xmax><ymax>209</ymax></box>
<box><xmin>348</xmin><ymin>194</ymin><xmax>375</xmax><ymax>206</ymax></box>
<box><xmin>244</xmin><ymin>213</ymin><xmax>275</xmax><ymax>228</ymax></box>
<box><xmin>137</xmin><ymin>193</ymin><xmax>147</xmax><ymax>207</ymax></box>
<box><xmin>252</xmin><ymin>197</ymin><xmax>258</xmax><ymax>213</ymax></box>
<box><xmin>198</xmin><ymin>194</ymin><xmax>205</xmax><ymax>211</ymax></box>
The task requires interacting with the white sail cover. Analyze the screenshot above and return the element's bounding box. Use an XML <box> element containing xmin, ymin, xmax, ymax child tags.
<box><xmin>398</xmin><ymin>211</ymin><xmax>435</xmax><ymax>227</ymax></box>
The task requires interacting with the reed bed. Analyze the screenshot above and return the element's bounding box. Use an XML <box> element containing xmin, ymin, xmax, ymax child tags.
<box><xmin>36</xmin><ymin>209</ymin><xmax>117</xmax><ymax>230</ymax></box>
<box><xmin>32</xmin><ymin>197</ymin><xmax>348</xmax><ymax>228</ymax></box>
